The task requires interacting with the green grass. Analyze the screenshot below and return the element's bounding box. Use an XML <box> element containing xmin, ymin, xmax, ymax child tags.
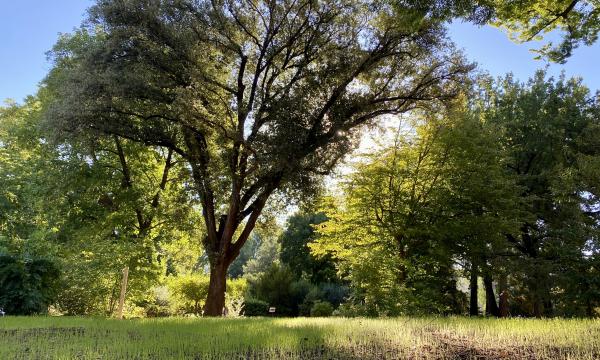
<box><xmin>0</xmin><ymin>316</ymin><xmax>598</xmax><ymax>359</ymax></box>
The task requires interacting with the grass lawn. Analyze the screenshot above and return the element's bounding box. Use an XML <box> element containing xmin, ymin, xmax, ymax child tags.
<box><xmin>0</xmin><ymin>316</ymin><xmax>598</xmax><ymax>359</ymax></box>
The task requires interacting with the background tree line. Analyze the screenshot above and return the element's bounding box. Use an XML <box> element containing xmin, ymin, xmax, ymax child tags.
<box><xmin>313</xmin><ymin>71</ymin><xmax>600</xmax><ymax>317</ymax></box>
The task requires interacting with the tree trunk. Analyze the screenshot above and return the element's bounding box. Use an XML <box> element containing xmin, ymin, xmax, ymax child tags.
<box><xmin>469</xmin><ymin>263</ymin><xmax>479</xmax><ymax>316</ymax></box>
<box><xmin>204</xmin><ymin>260</ymin><xmax>228</xmax><ymax>316</ymax></box>
<box><xmin>484</xmin><ymin>274</ymin><xmax>500</xmax><ymax>317</ymax></box>
<box><xmin>586</xmin><ymin>299</ymin><xmax>594</xmax><ymax>317</ymax></box>
<box><xmin>543</xmin><ymin>297</ymin><xmax>553</xmax><ymax>317</ymax></box>
<box><xmin>531</xmin><ymin>270</ymin><xmax>551</xmax><ymax>318</ymax></box>
<box><xmin>498</xmin><ymin>272</ymin><xmax>509</xmax><ymax>317</ymax></box>
<box><xmin>533</xmin><ymin>298</ymin><xmax>542</xmax><ymax>318</ymax></box>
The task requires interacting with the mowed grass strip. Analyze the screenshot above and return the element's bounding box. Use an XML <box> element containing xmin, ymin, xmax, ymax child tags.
<box><xmin>0</xmin><ymin>317</ymin><xmax>598</xmax><ymax>359</ymax></box>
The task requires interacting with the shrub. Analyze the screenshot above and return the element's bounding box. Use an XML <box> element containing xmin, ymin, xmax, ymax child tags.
<box><xmin>298</xmin><ymin>285</ymin><xmax>322</xmax><ymax>316</ymax></box>
<box><xmin>167</xmin><ymin>274</ymin><xmax>209</xmax><ymax>315</ymax></box>
<box><xmin>167</xmin><ymin>275</ymin><xmax>247</xmax><ymax>316</ymax></box>
<box><xmin>242</xmin><ymin>298</ymin><xmax>268</xmax><ymax>316</ymax></box>
<box><xmin>144</xmin><ymin>286</ymin><xmax>172</xmax><ymax>317</ymax></box>
<box><xmin>291</xmin><ymin>279</ymin><xmax>315</xmax><ymax>316</ymax></box>
<box><xmin>319</xmin><ymin>283</ymin><xmax>349</xmax><ymax>307</ymax></box>
<box><xmin>310</xmin><ymin>301</ymin><xmax>334</xmax><ymax>317</ymax></box>
<box><xmin>249</xmin><ymin>264</ymin><xmax>296</xmax><ymax>316</ymax></box>
<box><xmin>225</xmin><ymin>278</ymin><xmax>248</xmax><ymax>317</ymax></box>
<box><xmin>0</xmin><ymin>255</ymin><xmax>60</xmax><ymax>315</ymax></box>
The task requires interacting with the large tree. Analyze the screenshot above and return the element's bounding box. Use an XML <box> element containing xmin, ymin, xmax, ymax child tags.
<box><xmin>44</xmin><ymin>0</ymin><xmax>473</xmax><ymax>315</ymax></box>
<box><xmin>1</xmin><ymin>95</ymin><xmax>201</xmax><ymax>315</ymax></box>
<box><xmin>487</xmin><ymin>72</ymin><xmax>600</xmax><ymax>317</ymax></box>
<box><xmin>311</xmin><ymin>101</ymin><xmax>521</xmax><ymax>316</ymax></box>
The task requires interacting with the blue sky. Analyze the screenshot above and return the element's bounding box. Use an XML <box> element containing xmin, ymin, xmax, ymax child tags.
<box><xmin>448</xmin><ymin>21</ymin><xmax>600</xmax><ymax>92</ymax></box>
<box><xmin>1</xmin><ymin>1</ymin><xmax>599</xmax><ymax>103</ymax></box>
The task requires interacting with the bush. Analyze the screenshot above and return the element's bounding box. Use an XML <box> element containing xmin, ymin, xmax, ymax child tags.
<box><xmin>144</xmin><ymin>286</ymin><xmax>172</xmax><ymax>317</ymax></box>
<box><xmin>319</xmin><ymin>283</ymin><xmax>349</xmax><ymax>307</ymax></box>
<box><xmin>291</xmin><ymin>279</ymin><xmax>315</xmax><ymax>316</ymax></box>
<box><xmin>243</xmin><ymin>298</ymin><xmax>269</xmax><ymax>316</ymax></box>
<box><xmin>225</xmin><ymin>278</ymin><xmax>248</xmax><ymax>317</ymax></box>
<box><xmin>310</xmin><ymin>301</ymin><xmax>334</xmax><ymax>317</ymax></box>
<box><xmin>0</xmin><ymin>255</ymin><xmax>60</xmax><ymax>315</ymax></box>
<box><xmin>249</xmin><ymin>264</ymin><xmax>296</xmax><ymax>316</ymax></box>
<box><xmin>298</xmin><ymin>285</ymin><xmax>321</xmax><ymax>316</ymax></box>
<box><xmin>167</xmin><ymin>274</ymin><xmax>210</xmax><ymax>315</ymax></box>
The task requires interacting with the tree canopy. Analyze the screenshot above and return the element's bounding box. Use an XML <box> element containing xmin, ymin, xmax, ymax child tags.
<box><xmin>44</xmin><ymin>0</ymin><xmax>472</xmax><ymax>315</ymax></box>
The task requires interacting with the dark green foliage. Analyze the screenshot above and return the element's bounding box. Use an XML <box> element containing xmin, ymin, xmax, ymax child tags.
<box><xmin>242</xmin><ymin>298</ymin><xmax>269</xmax><ymax>317</ymax></box>
<box><xmin>280</xmin><ymin>212</ymin><xmax>339</xmax><ymax>284</ymax></box>
<box><xmin>297</xmin><ymin>283</ymin><xmax>349</xmax><ymax>316</ymax></box>
<box><xmin>249</xmin><ymin>264</ymin><xmax>296</xmax><ymax>316</ymax></box>
<box><xmin>316</xmin><ymin>283</ymin><xmax>349</xmax><ymax>309</ymax></box>
<box><xmin>483</xmin><ymin>72</ymin><xmax>600</xmax><ymax>317</ymax></box>
<box><xmin>0</xmin><ymin>255</ymin><xmax>60</xmax><ymax>315</ymax></box>
<box><xmin>228</xmin><ymin>234</ymin><xmax>261</xmax><ymax>279</ymax></box>
<box><xmin>247</xmin><ymin>262</ymin><xmax>349</xmax><ymax>316</ymax></box>
<box><xmin>310</xmin><ymin>301</ymin><xmax>334</xmax><ymax>317</ymax></box>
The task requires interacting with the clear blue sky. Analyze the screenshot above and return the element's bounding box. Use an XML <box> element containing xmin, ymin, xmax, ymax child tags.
<box><xmin>1</xmin><ymin>1</ymin><xmax>599</xmax><ymax>103</ymax></box>
<box><xmin>448</xmin><ymin>21</ymin><xmax>600</xmax><ymax>93</ymax></box>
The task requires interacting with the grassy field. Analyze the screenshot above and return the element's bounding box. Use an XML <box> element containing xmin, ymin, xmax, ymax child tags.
<box><xmin>0</xmin><ymin>316</ymin><xmax>598</xmax><ymax>359</ymax></box>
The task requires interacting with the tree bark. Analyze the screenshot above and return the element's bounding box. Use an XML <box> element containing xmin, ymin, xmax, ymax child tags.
<box><xmin>204</xmin><ymin>259</ymin><xmax>228</xmax><ymax>316</ymax></box>
<box><xmin>498</xmin><ymin>272</ymin><xmax>509</xmax><ymax>317</ymax></box>
<box><xmin>469</xmin><ymin>263</ymin><xmax>479</xmax><ymax>316</ymax></box>
<box><xmin>543</xmin><ymin>297</ymin><xmax>553</xmax><ymax>317</ymax></box>
<box><xmin>533</xmin><ymin>297</ymin><xmax>542</xmax><ymax>318</ymax></box>
<box><xmin>586</xmin><ymin>299</ymin><xmax>594</xmax><ymax>317</ymax></box>
<box><xmin>484</xmin><ymin>273</ymin><xmax>500</xmax><ymax>317</ymax></box>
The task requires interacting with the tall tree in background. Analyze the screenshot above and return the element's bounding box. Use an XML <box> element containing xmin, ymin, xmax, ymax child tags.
<box><xmin>312</xmin><ymin>72</ymin><xmax>600</xmax><ymax>318</ymax></box>
<box><xmin>311</xmin><ymin>103</ymin><xmax>517</xmax><ymax>315</ymax></box>
<box><xmin>487</xmin><ymin>71</ymin><xmax>600</xmax><ymax>317</ymax></box>
<box><xmin>279</xmin><ymin>212</ymin><xmax>339</xmax><ymax>284</ymax></box>
<box><xmin>45</xmin><ymin>0</ymin><xmax>474</xmax><ymax>315</ymax></box>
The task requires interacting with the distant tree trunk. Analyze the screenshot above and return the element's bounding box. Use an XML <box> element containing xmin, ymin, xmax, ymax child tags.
<box><xmin>498</xmin><ymin>273</ymin><xmax>509</xmax><ymax>317</ymax></box>
<box><xmin>469</xmin><ymin>263</ymin><xmax>479</xmax><ymax>316</ymax></box>
<box><xmin>484</xmin><ymin>273</ymin><xmax>500</xmax><ymax>317</ymax></box>
<box><xmin>531</xmin><ymin>269</ymin><xmax>552</xmax><ymax>318</ymax></box>
<box><xmin>543</xmin><ymin>297</ymin><xmax>553</xmax><ymax>317</ymax></box>
<box><xmin>533</xmin><ymin>297</ymin><xmax>542</xmax><ymax>318</ymax></box>
<box><xmin>586</xmin><ymin>299</ymin><xmax>594</xmax><ymax>317</ymax></box>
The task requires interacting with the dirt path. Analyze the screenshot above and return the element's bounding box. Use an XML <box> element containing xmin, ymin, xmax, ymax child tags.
<box><xmin>425</xmin><ymin>330</ymin><xmax>537</xmax><ymax>359</ymax></box>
